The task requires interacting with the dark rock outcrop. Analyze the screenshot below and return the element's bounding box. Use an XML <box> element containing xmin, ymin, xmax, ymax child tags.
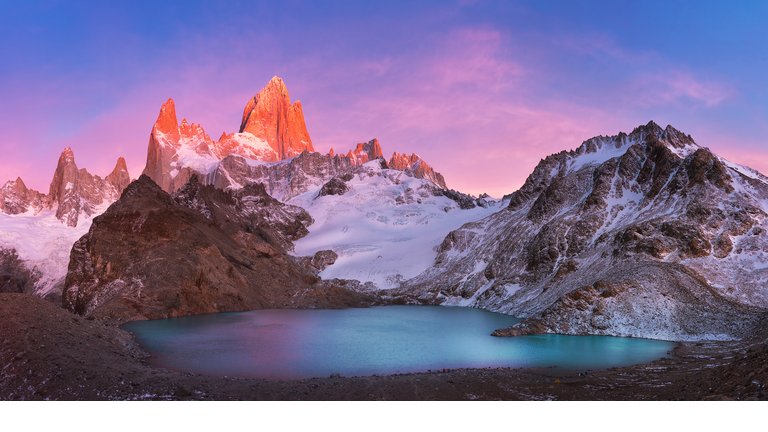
<box><xmin>317</xmin><ymin>177</ymin><xmax>351</xmax><ymax>197</ymax></box>
<box><xmin>62</xmin><ymin>175</ymin><xmax>381</xmax><ymax>320</ymax></box>
<box><xmin>0</xmin><ymin>248</ymin><xmax>37</xmax><ymax>294</ymax></box>
<box><xmin>172</xmin><ymin>175</ymin><xmax>312</xmax><ymax>253</ymax></box>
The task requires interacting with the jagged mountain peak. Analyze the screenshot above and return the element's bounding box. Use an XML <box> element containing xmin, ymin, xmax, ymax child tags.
<box><xmin>627</xmin><ymin>120</ymin><xmax>697</xmax><ymax>152</ymax></box>
<box><xmin>239</xmin><ymin>76</ymin><xmax>314</xmax><ymax>159</ymax></box>
<box><xmin>505</xmin><ymin>122</ymin><xmax>705</xmax><ymax>212</ymax></box>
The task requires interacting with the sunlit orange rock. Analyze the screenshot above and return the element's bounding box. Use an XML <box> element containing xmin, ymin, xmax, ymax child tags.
<box><xmin>142</xmin><ymin>99</ymin><xmax>180</xmax><ymax>192</ymax></box>
<box><xmin>239</xmin><ymin>76</ymin><xmax>314</xmax><ymax>160</ymax></box>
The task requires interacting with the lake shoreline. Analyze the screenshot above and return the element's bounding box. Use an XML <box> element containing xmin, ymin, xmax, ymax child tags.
<box><xmin>2</xmin><ymin>293</ymin><xmax>767</xmax><ymax>401</ymax></box>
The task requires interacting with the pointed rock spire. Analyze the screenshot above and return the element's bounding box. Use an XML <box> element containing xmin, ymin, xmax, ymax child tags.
<box><xmin>106</xmin><ymin>157</ymin><xmax>131</xmax><ymax>194</ymax></box>
<box><xmin>48</xmin><ymin>147</ymin><xmax>79</xmax><ymax>203</ymax></box>
<box><xmin>239</xmin><ymin>76</ymin><xmax>314</xmax><ymax>159</ymax></box>
<box><xmin>153</xmin><ymin>98</ymin><xmax>180</xmax><ymax>141</ymax></box>
<box><xmin>143</xmin><ymin>99</ymin><xmax>183</xmax><ymax>192</ymax></box>
<box><xmin>48</xmin><ymin>147</ymin><xmax>82</xmax><ymax>226</ymax></box>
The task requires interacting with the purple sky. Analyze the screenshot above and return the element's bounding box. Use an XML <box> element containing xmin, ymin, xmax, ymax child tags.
<box><xmin>2</xmin><ymin>1</ymin><xmax>767</xmax><ymax>197</ymax></box>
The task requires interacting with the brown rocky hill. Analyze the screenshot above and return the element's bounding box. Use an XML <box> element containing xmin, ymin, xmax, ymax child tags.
<box><xmin>62</xmin><ymin>175</ymin><xmax>380</xmax><ymax>321</ymax></box>
<box><xmin>391</xmin><ymin>121</ymin><xmax>768</xmax><ymax>341</ymax></box>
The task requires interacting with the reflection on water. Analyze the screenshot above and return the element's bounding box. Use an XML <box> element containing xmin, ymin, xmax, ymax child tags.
<box><xmin>122</xmin><ymin>305</ymin><xmax>676</xmax><ymax>379</ymax></box>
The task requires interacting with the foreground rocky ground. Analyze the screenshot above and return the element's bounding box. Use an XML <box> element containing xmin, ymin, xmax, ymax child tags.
<box><xmin>1</xmin><ymin>292</ymin><xmax>766</xmax><ymax>401</ymax></box>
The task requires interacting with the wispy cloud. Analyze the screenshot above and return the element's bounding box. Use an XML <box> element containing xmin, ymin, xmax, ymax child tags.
<box><xmin>632</xmin><ymin>70</ymin><xmax>733</xmax><ymax>107</ymax></box>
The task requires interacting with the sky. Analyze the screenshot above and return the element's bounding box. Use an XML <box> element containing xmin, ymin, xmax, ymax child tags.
<box><xmin>1</xmin><ymin>0</ymin><xmax>767</xmax><ymax>198</ymax></box>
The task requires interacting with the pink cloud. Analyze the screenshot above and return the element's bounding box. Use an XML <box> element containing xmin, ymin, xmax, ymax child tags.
<box><xmin>428</xmin><ymin>28</ymin><xmax>523</xmax><ymax>91</ymax></box>
<box><xmin>632</xmin><ymin>70</ymin><xmax>733</xmax><ymax>107</ymax></box>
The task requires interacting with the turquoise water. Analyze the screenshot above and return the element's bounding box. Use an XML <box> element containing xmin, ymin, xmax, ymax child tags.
<box><xmin>122</xmin><ymin>305</ymin><xmax>676</xmax><ymax>379</ymax></box>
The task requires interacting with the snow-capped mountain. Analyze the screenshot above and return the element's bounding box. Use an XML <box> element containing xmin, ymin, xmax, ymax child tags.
<box><xmin>391</xmin><ymin>121</ymin><xmax>768</xmax><ymax>341</ymax></box>
<box><xmin>0</xmin><ymin>147</ymin><xmax>130</xmax><ymax>299</ymax></box>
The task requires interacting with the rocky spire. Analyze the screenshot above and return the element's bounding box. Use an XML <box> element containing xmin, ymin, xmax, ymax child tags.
<box><xmin>239</xmin><ymin>76</ymin><xmax>314</xmax><ymax>159</ymax></box>
<box><xmin>105</xmin><ymin>157</ymin><xmax>131</xmax><ymax>195</ymax></box>
<box><xmin>44</xmin><ymin>148</ymin><xmax>127</xmax><ymax>226</ymax></box>
<box><xmin>48</xmin><ymin>147</ymin><xmax>79</xmax><ymax>205</ymax></box>
<box><xmin>48</xmin><ymin>148</ymin><xmax>82</xmax><ymax>226</ymax></box>
<box><xmin>153</xmin><ymin>98</ymin><xmax>180</xmax><ymax>141</ymax></box>
<box><xmin>143</xmin><ymin>99</ymin><xmax>180</xmax><ymax>192</ymax></box>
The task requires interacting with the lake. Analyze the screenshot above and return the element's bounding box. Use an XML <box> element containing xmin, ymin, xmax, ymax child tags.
<box><xmin>122</xmin><ymin>305</ymin><xmax>677</xmax><ymax>379</ymax></box>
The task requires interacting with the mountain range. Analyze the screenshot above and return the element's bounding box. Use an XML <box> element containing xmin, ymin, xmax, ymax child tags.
<box><xmin>2</xmin><ymin>76</ymin><xmax>767</xmax><ymax>343</ymax></box>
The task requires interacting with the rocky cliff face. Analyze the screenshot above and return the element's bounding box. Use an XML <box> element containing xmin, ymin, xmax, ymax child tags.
<box><xmin>172</xmin><ymin>176</ymin><xmax>312</xmax><ymax>253</ymax></box>
<box><xmin>239</xmin><ymin>76</ymin><xmax>314</xmax><ymax>160</ymax></box>
<box><xmin>391</xmin><ymin>121</ymin><xmax>768</xmax><ymax>341</ymax></box>
<box><xmin>0</xmin><ymin>247</ymin><xmax>38</xmax><ymax>294</ymax></box>
<box><xmin>62</xmin><ymin>175</ymin><xmax>381</xmax><ymax>320</ymax></box>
